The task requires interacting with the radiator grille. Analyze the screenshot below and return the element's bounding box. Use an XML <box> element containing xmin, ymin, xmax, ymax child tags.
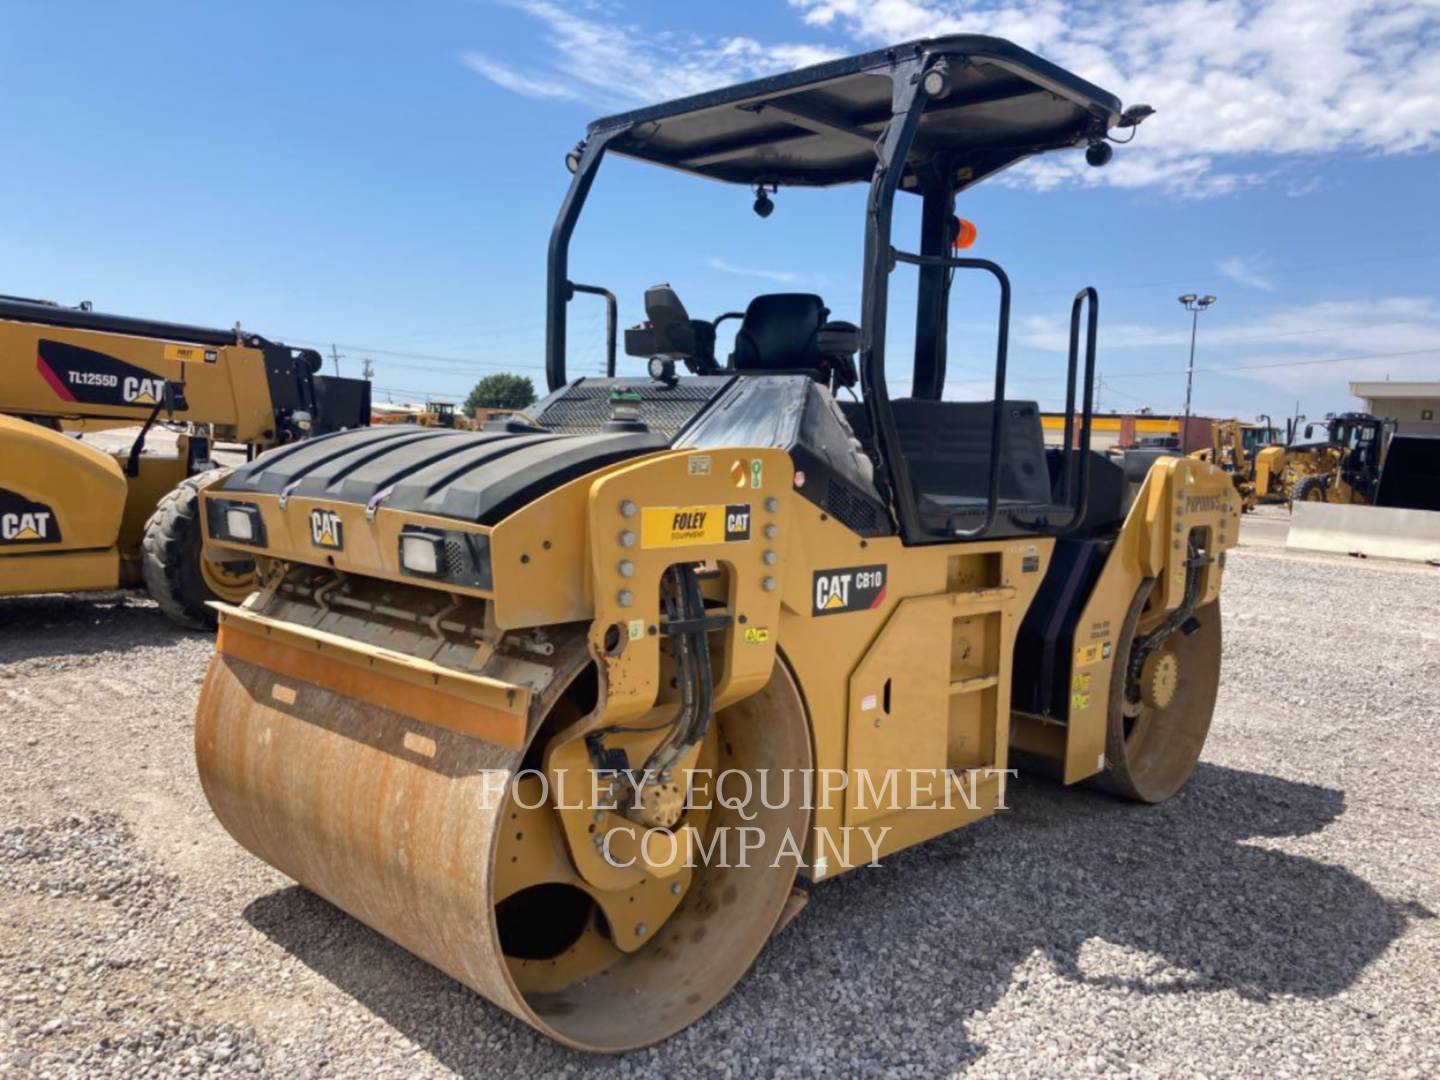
<box><xmin>534</xmin><ymin>380</ymin><xmax>725</xmax><ymax>439</ymax></box>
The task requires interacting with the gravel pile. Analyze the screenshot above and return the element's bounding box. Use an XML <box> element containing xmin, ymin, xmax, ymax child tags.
<box><xmin>1</xmin><ymin>543</ymin><xmax>1437</xmax><ymax>1077</ymax></box>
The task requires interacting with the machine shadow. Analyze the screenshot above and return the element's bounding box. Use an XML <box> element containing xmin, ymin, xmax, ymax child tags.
<box><xmin>0</xmin><ymin>592</ymin><xmax>194</xmax><ymax>664</ymax></box>
<box><xmin>242</xmin><ymin>761</ymin><xmax>1425</xmax><ymax>1075</ymax></box>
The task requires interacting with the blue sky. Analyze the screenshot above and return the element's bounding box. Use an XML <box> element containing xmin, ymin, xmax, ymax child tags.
<box><xmin>3</xmin><ymin>0</ymin><xmax>1438</xmax><ymax>423</ymax></box>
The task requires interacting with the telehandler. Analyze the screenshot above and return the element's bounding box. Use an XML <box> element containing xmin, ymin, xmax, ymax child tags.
<box><xmin>195</xmin><ymin>37</ymin><xmax>1237</xmax><ymax>1050</ymax></box>
<box><xmin>0</xmin><ymin>295</ymin><xmax>369</xmax><ymax>627</ymax></box>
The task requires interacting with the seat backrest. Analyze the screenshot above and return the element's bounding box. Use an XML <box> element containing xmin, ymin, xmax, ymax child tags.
<box><xmin>731</xmin><ymin>293</ymin><xmax>829</xmax><ymax>372</ymax></box>
<box><xmin>889</xmin><ymin>399</ymin><xmax>1052</xmax><ymax>505</ymax></box>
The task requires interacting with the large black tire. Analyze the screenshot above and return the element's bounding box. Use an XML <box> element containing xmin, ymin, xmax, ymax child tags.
<box><xmin>1289</xmin><ymin>474</ymin><xmax>1328</xmax><ymax>505</ymax></box>
<box><xmin>140</xmin><ymin>468</ymin><xmax>254</xmax><ymax>630</ymax></box>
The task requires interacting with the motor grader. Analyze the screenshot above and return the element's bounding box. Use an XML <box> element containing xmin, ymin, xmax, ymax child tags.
<box><xmin>1283</xmin><ymin>412</ymin><xmax>1392</xmax><ymax>505</ymax></box>
<box><xmin>0</xmin><ymin>295</ymin><xmax>370</xmax><ymax>627</ymax></box>
<box><xmin>194</xmin><ymin>37</ymin><xmax>1237</xmax><ymax>1051</ymax></box>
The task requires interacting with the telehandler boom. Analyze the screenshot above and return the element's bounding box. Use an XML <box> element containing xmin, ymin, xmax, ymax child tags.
<box><xmin>195</xmin><ymin>37</ymin><xmax>1237</xmax><ymax>1050</ymax></box>
<box><xmin>0</xmin><ymin>295</ymin><xmax>369</xmax><ymax>626</ymax></box>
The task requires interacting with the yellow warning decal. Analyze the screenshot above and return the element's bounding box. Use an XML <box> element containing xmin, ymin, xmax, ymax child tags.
<box><xmin>640</xmin><ymin>504</ymin><xmax>751</xmax><ymax>548</ymax></box>
<box><xmin>163</xmin><ymin>344</ymin><xmax>217</xmax><ymax>363</ymax></box>
<box><xmin>743</xmin><ymin>626</ymin><xmax>769</xmax><ymax>644</ymax></box>
<box><xmin>1074</xmin><ymin>640</ymin><xmax>1112</xmax><ymax>668</ymax></box>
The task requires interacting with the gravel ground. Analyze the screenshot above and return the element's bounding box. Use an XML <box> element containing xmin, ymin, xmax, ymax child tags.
<box><xmin>2</xmin><ymin>538</ymin><xmax>1437</xmax><ymax>1077</ymax></box>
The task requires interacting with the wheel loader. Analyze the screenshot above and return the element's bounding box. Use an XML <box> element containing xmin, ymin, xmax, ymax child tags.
<box><xmin>194</xmin><ymin>37</ymin><xmax>1238</xmax><ymax>1051</ymax></box>
<box><xmin>0</xmin><ymin>295</ymin><xmax>370</xmax><ymax>627</ymax></box>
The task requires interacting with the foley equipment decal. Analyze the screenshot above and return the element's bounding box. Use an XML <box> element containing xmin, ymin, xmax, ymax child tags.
<box><xmin>812</xmin><ymin>564</ymin><xmax>887</xmax><ymax>616</ymax></box>
<box><xmin>162</xmin><ymin>343</ymin><xmax>219</xmax><ymax>364</ymax></box>
<box><xmin>36</xmin><ymin>340</ymin><xmax>175</xmax><ymax>409</ymax></box>
<box><xmin>640</xmin><ymin>504</ymin><xmax>751</xmax><ymax>548</ymax></box>
<box><xmin>0</xmin><ymin>488</ymin><xmax>61</xmax><ymax>545</ymax></box>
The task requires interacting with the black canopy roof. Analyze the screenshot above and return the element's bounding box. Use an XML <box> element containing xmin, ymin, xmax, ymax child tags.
<box><xmin>589</xmin><ymin>36</ymin><xmax>1124</xmax><ymax>193</ymax></box>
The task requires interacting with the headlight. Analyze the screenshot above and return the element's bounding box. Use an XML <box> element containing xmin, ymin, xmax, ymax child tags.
<box><xmin>397</xmin><ymin>526</ymin><xmax>492</xmax><ymax>590</ymax></box>
<box><xmin>225</xmin><ymin>507</ymin><xmax>256</xmax><ymax>541</ymax></box>
<box><xmin>400</xmin><ymin>532</ymin><xmax>443</xmax><ymax>576</ymax></box>
<box><xmin>207</xmin><ymin>499</ymin><xmax>266</xmax><ymax>547</ymax></box>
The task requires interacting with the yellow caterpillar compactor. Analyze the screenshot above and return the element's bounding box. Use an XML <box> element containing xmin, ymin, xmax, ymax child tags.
<box><xmin>0</xmin><ymin>296</ymin><xmax>370</xmax><ymax>627</ymax></box>
<box><xmin>196</xmin><ymin>39</ymin><xmax>1237</xmax><ymax>1050</ymax></box>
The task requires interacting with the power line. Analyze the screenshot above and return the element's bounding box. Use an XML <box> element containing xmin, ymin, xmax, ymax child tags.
<box><xmin>946</xmin><ymin>345</ymin><xmax>1439</xmax><ymax>389</ymax></box>
<box><xmin>1108</xmin><ymin>345</ymin><xmax>1440</xmax><ymax>380</ymax></box>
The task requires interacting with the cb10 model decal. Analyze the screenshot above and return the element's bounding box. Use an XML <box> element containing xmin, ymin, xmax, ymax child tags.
<box><xmin>812</xmin><ymin>564</ymin><xmax>887</xmax><ymax>616</ymax></box>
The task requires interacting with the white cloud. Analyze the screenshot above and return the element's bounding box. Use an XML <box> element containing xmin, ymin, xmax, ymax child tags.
<box><xmin>465</xmin><ymin>0</ymin><xmax>1440</xmax><ymax>198</ymax></box>
<box><xmin>790</xmin><ymin>0</ymin><xmax>1440</xmax><ymax>196</ymax></box>
<box><xmin>1018</xmin><ymin>295</ymin><xmax>1440</xmax><ymax>392</ymax></box>
<box><xmin>464</xmin><ymin>0</ymin><xmax>844</xmax><ymax>112</ymax></box>
<box><xmin>461</xmin><ymin>52</ymin><xmax>585</xmax><ymax>101</ymax></box>
<box><xmin>1217</xmin><ymin>255</ymin><xmax>1276</xmax><ymax>292</ymax></box>
<box><xmin>706</xmin><ymin>257</ymin><xmax>824</xmax><ymax>287</ymax></box>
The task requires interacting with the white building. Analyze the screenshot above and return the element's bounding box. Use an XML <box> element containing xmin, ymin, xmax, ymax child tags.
<box><xmin>1350</xmin><ymin>380</ymin><xmax>1440</xmax><ymax>435</ymax></box>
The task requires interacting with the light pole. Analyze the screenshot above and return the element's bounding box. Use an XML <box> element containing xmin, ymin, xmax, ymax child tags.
<box><xmin>1178</xmin><ymin>293</ymin><xmax>1216</xmax><ymax>449</ymax></box>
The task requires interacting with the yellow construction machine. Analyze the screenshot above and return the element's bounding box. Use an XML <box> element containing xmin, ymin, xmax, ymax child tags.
<box><xmin>0</xmin><ymin>295</ymin><xmax>370</xmax><ymax>627</ymax></box>
<box><xmin>1190</xmin><ymin>417</ymin><xmax>1284</xmax><ymax>510</ymax></box>
<box><xmin>194</xmin><ymin>38</ymin><xmax>1236</xmax><ymax>1050</ymax></box>
<box><xmin>1281</xmin><ymin>412</ymin><xmax>1393</xmax><ymax>505</ymax></box>
<box><xmin>1190</xmin><ymin>418</ymin><xmax>1254</xmax><ymax>510</ymax></box>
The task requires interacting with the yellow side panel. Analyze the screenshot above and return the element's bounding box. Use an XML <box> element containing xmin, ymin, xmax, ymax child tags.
<box><xmin>1060</xmin><ymin>456</ymin><xmax>1239</xmax><ymax>784</ymax></box>
<box><xmin>844</xmin><ymin>587</ymin><xmax>1013</xmax><ymax>833</ymax></box>
<box><xmin>0</xmin><ymin>415</ymin><xmax>127</xmax><ymax>554</ymax></box>
<box><xmin>0</xmin><ymin>549</ymin><xmax>120</xmax><ymax>596</ymax></box>
<box><xmin>116</xmin><ymin>454</ymin><xmax>189</xmax><ymax>556</ymax></box>
<box><xmin>0</xmin><ymin>318</ymin><xmax>277</xmax><ymax>442</ymax></box>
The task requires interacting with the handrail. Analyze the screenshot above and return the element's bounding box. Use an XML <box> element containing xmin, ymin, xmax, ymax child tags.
<box><xmin>1052</xmin><ymin>286</ymin><xmax>1098</xmax><ymax>535</ymax></box>
<box><xmin>891</xmin><ymin>249</ymin><xmax>1009</xmax><ymax>539</ymax></box>
<box><xmin>567</xmin><ymin>282</ymin><xmax>618</xmax><ymax>377</ymax></box>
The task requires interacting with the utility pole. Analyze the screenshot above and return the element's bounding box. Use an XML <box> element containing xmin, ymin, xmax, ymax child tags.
<box><xmin>361</xmin><ymin>357</ymin><xmax>374</xmax><ymax>381</ymax></box>
<box><xmin>1177</xmin><ymin>293</ymin><xmax>1216</xmax><ymax>450</ymax></box>
<box><xmin>330</xmin><ymin>343</ymin><xmax>343</xmax><ymax>377</ymax></box>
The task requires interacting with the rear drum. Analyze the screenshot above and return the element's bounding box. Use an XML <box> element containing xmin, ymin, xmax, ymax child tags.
<box><xmin>1095</xmin><ymin>583</ymin><xmax>1222</xmax><ymax>803</ymax></box>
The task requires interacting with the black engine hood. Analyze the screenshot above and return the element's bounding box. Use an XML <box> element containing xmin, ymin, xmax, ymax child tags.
<box><xmin>225</xmin><ymin>425</ymin><xmax>667</xmax><ymax>525</ymax></box>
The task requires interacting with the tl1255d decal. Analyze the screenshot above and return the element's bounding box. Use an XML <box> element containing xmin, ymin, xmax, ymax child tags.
<box><xmin>812</xmin><ymin>564</ymin><xmax>886</xmax><ymax>616</ymax></box>
<box><xmin>36</xmin><ymin>340</ymin><xmax>177</xmax><ymax>409</ymax></box>
<box><xmin>0</xmin><ymin>488</ymin><xmax>61</xmax><ymax>545</ymax></box>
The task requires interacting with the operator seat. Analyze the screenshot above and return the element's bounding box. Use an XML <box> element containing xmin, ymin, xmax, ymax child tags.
<box><xmin>730</xmin><ymin>293</ymin><xmax>860</xmax><ymax>386</ymax></box>
<box><xmin>731</xmin><ymin>294</ymin><xmax>828</xmax><ymax>371</ymax></box>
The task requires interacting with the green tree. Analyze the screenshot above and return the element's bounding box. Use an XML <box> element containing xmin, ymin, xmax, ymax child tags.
<box><xmin>464</xmin><ymin>373</ymin><xmax>536</xmax><ymax>416</ymax></box>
